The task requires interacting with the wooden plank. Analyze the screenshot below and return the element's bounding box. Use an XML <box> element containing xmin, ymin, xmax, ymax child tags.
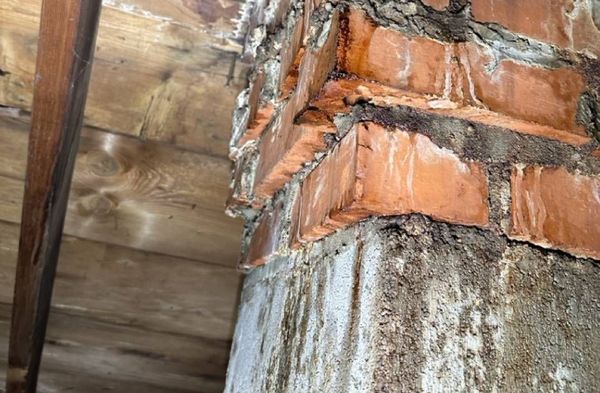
<box><xmin>7</xmin><ymin>1</ymin><xmax>102</xmax><ymax>392</ymax></box>
<box><xmin>0</xmin><ymin>303</ymin><xmax>228</xmax><ymax>393</ymax></box>
<box><xmin>0</xmin><ymin>114</ymin><xmax>243</xmax><ymax>266</ymax></box>
<box><xmin>0</xmin><ymin>219</ymin><xmax>242</xmax><ymax>341</ymax></box>
<box><xmin>100</xmin><ymin>0</ymin><xmax>243</xmax><ymax>38</ymax></box>
<box><xmin>0</xmin><ymin>0</ymin><xmax>247</xmax><ymax>156</ymax></box>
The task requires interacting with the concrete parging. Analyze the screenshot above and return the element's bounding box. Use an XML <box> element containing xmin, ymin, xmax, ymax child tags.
<box><xmin>226</xmin><ymin>225</ymin><xmax>382</xmax><ymax>392</ymax></box>
<box><xmin>226</xmin><ymin>0</ymin><xmax>600</xmax><ymax>390</ymax></box>
<box><xmin>375</xmin><ymin>216</ymin><xmax>600</xmax><ymax>392</ymax></box>
<box><xmin>226</xmin><ymin>216</ymin><xmax>600</xmax><ymax>392</ymax></box>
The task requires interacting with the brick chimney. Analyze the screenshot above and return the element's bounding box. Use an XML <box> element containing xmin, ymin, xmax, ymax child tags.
<box><xmin>225</xmin><ymin>0</ymin><xmax>600</xmax><ymax>391</ymax></box>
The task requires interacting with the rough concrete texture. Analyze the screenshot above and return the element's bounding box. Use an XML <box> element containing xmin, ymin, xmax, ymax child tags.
<box><xmin>225</xmin><ymin>216</ymin><xmax>600</xmax><ymax>392</ymax></box>
<box><xmin>226</xmin><ymin>0</ymin><xmax>600</xmax><ymax>389</ymax></box>
<box><xmin>226</xmin><ymin>224</ymin><xmax>381</xmax><ymax>392</ymax></box>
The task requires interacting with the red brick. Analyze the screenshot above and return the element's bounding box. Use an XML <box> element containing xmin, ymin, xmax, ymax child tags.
<box><xmin>294</xmin><ymin>11</ymin><xmax>339</xmax><ymax>107</ymax></box>
<box><xmin>235</xmin><ymin>9</ymin><xmax>337</xmax><ymax>151</ymax></box>
<box><xmin>232</xmin><ymin>70</ymin><xmax>277</xmax><ymax>151</ymax></box>
<box><xmin>298</xmin><ymin>127</ymin><xmax>363</xmax><ymax>241</ymax></box>
<box><xmin>237</xmin><ymin>103</ymin><xmax>275</xmax><ymax>149</ymax></box>
<box><xmin>312</xmin><ymin>78</ymin><xmax>591</xmax><ymax>146</ymax></box>
<box><xmin>332</xmin><ymin>9</ymin><xmax>589</xmax><ymax>145</ymax></box>
<box><xmin>472</xmin><ymin>0</ymin><xmax>573</xmax><ymax>48</ymax></box>
<box><xmin>423</xmin><ymin>0</ymin><xmax>450</xmax><ymax>11</ymax></box>
<box><xmin>297</xmin><ymin>122</ymin><xmax>489</xmax><ymax>243</ymax></box>
<box><xmin>338</xmin><ymin>8</ymin><xmax>447</xmax><ymax>96</ymax></box>
<box><xmin>245</xmin><ymin>11</ymin><xmax>339</xmax><ymax>202</ymax></box>
<box><xmin>279</xmin><ymin>17</ymin><xmax>305</xmax><ymax>97</ymax></box>
<box><xmin>458</xmin><ymin>42</ymin><xmax>587</xmax><ymax>136</ymax></box>
<box><xmin>471</xmin><ymin>0</ymin><xmax>600</xmax><ymax>56</ymax></box>
<box><xmin>353</xmin><ymin>123</ymin><xmax>489</xmax><ymax>225</ymax></box>
<box><xmin>255</xmin><ymin>110</ymin><xmax>335</xmax><ymax>199</ymax></box>
<box><xmin>245</xmin><ymin>200</ymin><xmax>285</xmax><ymax>267</ymax></box>
<box><xmin>510</xmin><ymin>165</ymin><xmax>600</xmax><ymax>260</ymax></box>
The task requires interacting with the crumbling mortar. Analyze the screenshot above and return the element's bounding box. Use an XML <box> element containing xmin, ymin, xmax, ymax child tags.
<box><xmin>230</xmin><ymin>0</ymin><xmax>600</xmax><ymax>214</ymax></box>
<box><xmin>307</xmin><ymin>4</ymin><xmax>338</xmax><ymax>47</ymax></box>
<box><xmin>578</xmin><ymin>91</ymin><xmax>600</xmax><ymax>143</ymax></box>
<box><xmin>229</xmin><ymin>89</ymin><xmax>251</xmax><ymax>153</ymax></box>
<box><xmin>232</xmin><ymin>0</ymin><xmax>600</xmax><ymax>272</ymax></box>
<box><xmin>353</xmin><ymin>104</ymin><xmax>600</xmax><ymax>175</ymax></box>
<box><xmin>272</xmin><ymin>182</ymin><xmax>302</xmax><ymax>260</ymax></box>
<box><xmin>226</xmin><ymin>144</ymin><xmax>260</xmax><ymax>218</ymax></box>
<box><xmin>467</xmin><ymin>22</ymin><xmax>576</xmax><ymax>70</ymax></box>
<box><xmin>347</xmin><ymin>0</ymin><xmax>594</xmax><ymax>70</ymax></box>
<box><xmin>239</xmin><ymin>98</ymin><xmax>600</xmax><ymax>269</ymax></box>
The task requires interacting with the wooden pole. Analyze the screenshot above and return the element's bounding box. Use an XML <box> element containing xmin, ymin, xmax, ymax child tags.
<box><xmin>6</xmin><ymin>1</ymin><xmax>102</xmax><ymax>392</ymax></box>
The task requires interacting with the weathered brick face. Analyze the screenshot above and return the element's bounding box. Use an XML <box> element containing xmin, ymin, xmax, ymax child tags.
<box><xmin>510</xmin><ymin>165</ymin><xmax>600</xmax><ymax>260</ymax></box>
<box><xmin>471</xmin><ymin>0</ymin><xmax>574</xmax><ymax>48</ymax></box>
<box><xmin>471</xmin><ymin>0</ymin><xmax>600</xmax><ymax>57</ymax></box>
<box><xmin>295</xmin><ymin>123</ymin><xmax>489</xmax><ymax>244</ymax></box>
<box><xmin>339</xmin><ymin>9</ymin><xmax>448</xmax><ymax>96</ymax></box>
<box><xmin>254</xmin><ymin>110</ymin><xmax>334</xmax><ymax>199</ymax></box>
<box><xmin>459</xmin><ymin>42</ymin><xmax>587</xmax><ymax>134</ymax></box>
<box><xmin>246</xmin><ymin>200</ymin><xmax>285</xmax><ymax>266</ymax></box>
<box><xmin>228</xmin><ymin>0</ymin><xmax>600</xmax><ymax>267</ymax></box>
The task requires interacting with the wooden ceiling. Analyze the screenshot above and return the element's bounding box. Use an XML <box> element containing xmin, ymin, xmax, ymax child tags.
<box><xmin>0</xmin><ymin>0</ymin><xmax>247</xmax><ymax>391</ymax></box>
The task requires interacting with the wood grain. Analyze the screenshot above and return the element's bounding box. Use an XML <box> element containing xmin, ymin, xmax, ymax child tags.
<box><xmin>0</xmin><ymin>1</ymin><xmax>247</xmax><ymax>391</ymax></box>
<box><xmin>0</xmin><ymin>114</ymin><xmax>243</xmax><ymax>266</ymax></box>
<box><xmin>0</xmin><ymin>0</ymin><xmax>248</xmax><ymax>156</ymax></box>
<box><xmin>0</xmin><ymin>303</ymin><xmax>229</xmax><ymax>393</ymax></box>
<box><xmin>0</xmin><ymin>219</ymin><xmax>242</xmax><ymax>341</ymax></box>
<box><xmin>7</xmin><ymin>1</ymin><xmax>102</xmax><ymax>392</ymax></box>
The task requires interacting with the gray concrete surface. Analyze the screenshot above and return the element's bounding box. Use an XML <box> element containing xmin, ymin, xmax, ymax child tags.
<box><xmin>226</xmin><ymin>216</ymin><xmax>600</xmax><ymax>392</ymax></box>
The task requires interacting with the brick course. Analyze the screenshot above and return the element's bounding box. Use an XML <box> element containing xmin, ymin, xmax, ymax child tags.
<box><xmin>254</xmin><ymin>110</ymin><xmax>335</xmax><ymax>199</ymax></box>
<box><xmin>230</xmin><ymin>0</ymin><xmax>600</xmax><ymax>267</ymax></box>
<box><xmin>246</xmin><ymin>200</ymin><xmax>285</xmax><ymax>266</ymax></box>
<box><xmin>296</xmin><ymin>122</ymin><xmax>489</xmax><ymax>244</ymax></box>
<box><xmin>510</xmin><ymin>165</ymin><xmax>600</xmax><ymax>260</ymax></box>
<box><xmin>471</xmin><ymin>0</ymin><xmax>600</xmax><ymax>57</ymax></box>
<box><xmin>337</xmin><ymin>9</ymin><xmax>590</xmax><ymax>144</ymax></box>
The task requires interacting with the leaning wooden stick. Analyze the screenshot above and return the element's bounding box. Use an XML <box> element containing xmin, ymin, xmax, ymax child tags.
<box><xmin>6</xmin><ymin>1</ymin><xmax>102</xmax><ymax>392</ymax></box>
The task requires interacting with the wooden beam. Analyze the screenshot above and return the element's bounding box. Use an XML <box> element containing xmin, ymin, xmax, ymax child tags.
<box><xmin>6</xmin><ymin>1</ymin><xmax>102</xmax><ymax>392</ymax></box>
